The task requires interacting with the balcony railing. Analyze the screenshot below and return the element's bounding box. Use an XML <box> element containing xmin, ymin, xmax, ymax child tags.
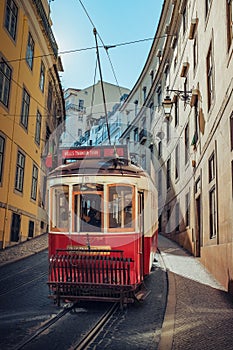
<box><xmin>66</xmin><ymin>103</ymin><xmax>86</xmax><ymax>113</ymax></box>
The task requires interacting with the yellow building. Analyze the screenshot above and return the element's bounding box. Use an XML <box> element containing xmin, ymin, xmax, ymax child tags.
<box><xmin>0</xmin><ymin>0</ymin><xmax>65</xmax><ymax>248</ymax></box>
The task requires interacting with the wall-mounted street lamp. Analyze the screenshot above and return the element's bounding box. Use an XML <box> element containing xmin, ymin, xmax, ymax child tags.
<box><xmin>162</xmin><ymin>87</ymin><xmax>192</xmax><ymax>119</ymax></box>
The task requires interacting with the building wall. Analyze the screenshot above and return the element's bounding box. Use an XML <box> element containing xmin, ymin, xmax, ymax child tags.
<box><xmin>120</xmin><ymin>0</ymin><xmax>233</xmax><ymax>293</ymax></box>
<box><xmin>0</xmin><ymin>0</ymin><xmax>65</xmax><ymax>248</ymax></box>
<box><xmin>61</xmin><ymin>81</ymin><xmax>130</xmax><ymax>147</ymax></box>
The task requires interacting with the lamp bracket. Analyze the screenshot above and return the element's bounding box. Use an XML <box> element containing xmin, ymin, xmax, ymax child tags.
<box><xmin>166</xmin><ymin>88</ymin><xmax>192</xmax><ymax>103</ymax></box>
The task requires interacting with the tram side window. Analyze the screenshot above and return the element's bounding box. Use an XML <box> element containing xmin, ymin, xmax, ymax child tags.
<box><xmin>108</xmin><ymin>185</ymin><xmax>134</xmax><ymax>230</ymax></box>
<box><xmin>51</xmin><ymin>185</ymin><xmax>69</xmax><ymax>231</ymax></box>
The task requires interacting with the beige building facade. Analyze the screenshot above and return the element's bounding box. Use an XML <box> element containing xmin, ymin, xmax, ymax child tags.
<box><xmin>120</xmin><ymin>0</ymin><xmax>233</xmax><ymax>293</ymax></box>
<box><xmin>0</xmin><ymin>0</ymin><xmax>65</xmax><ymax>248</ymax></box>
<box><xmin>61</xmin><ymin>81</ymin><xmax>129</xmax><ymax>147</ymax></box>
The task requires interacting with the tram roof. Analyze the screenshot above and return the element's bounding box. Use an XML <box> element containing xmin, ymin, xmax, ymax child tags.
<box><xmin>48</xmin><ymin>158</ymin><xmax>148</xmax><ymax>178</ymax></box>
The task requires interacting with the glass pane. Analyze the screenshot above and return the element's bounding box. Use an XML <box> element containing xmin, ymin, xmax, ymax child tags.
<box><xmin>51</xmin><ymin>185</ymin><xmax>69</xmax><ymax>231</ymax></box>
<box><xmin>108</xmin><ymin>185</ymin><xmax>134</xmax><ymax>229</ymax></box>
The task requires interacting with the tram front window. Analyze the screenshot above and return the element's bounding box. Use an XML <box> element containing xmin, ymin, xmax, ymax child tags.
<box><xmin>108</xmin><ymin>185</ymin><xmax>134</xmax><ymax>230</ymax></box>
<box><xmin>50</xmin><ymin>185</ymin><xmax>69</xmax><ymax>231</ymax></box>
<box><xmin>73</xmin><ymin>184</ymin><xmax>103</xmax><ymax>232</ymax></box>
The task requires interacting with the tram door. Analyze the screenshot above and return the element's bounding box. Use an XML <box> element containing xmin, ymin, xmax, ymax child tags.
<box><xmin>138</xmin><ymin>192</ymin><xmax>144</xmax><ymax>280</ymax></box>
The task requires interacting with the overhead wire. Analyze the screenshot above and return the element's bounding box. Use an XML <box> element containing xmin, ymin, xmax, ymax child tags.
<box><xmin>77</xmin><ymin>0</ymin><xmax>126</xmax><ymax>98</ymax></box>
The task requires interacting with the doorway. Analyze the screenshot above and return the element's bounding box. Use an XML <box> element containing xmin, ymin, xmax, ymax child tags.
<box><xmin>10</xmin><ymin>213</ymin><xmax>21</xmax><ymax>242</ymax></box>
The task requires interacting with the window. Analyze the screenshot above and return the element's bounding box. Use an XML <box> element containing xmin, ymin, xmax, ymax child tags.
<box><xmin>73</xmin><ymin>184</ymin><xmax>103</xmax><ymax>232</ymax></box>
<box><xmin>227</xmin><ymin>0</ymin><xmax>233</xmax><ymax>49</ymax></box>
<box><xmin>134</xmin><ymin>127</ymin><xmax>139</xmax><ymax>142</ymax></box>
<box><xmin>31</xmin><ymin>165</ymin><xmax>38</xmax><ymax>200</ymax></box>
<box><xmin>51</xmin><ymin>185</ymin><xmax>69</xmax><ymax>231</ymax></box>
<box><xmin>167</xmin><ymin>158</ymin><xmax>171</xmax><ymax>190</ymax></box>
<box><xmin>193</xmin><ymin>101</ymin><xmax>199</xmax><ymax>146</ymax></box>
<box><xmin>182</xmin><ymin>5</ymin><xmax>188</xmax><ymax>35</ymax></box>
<box><xmin>209</xmin><ymin>186</ymin><xmax>217</xmax><ymax>238</ymax></box>
<box><xmin>175</xmin><ymin>144</ymin><xmax>179</xmax><ymax>179</ymax></box>
<box><xmin>26</xmin><ymin>33</ymin><xmax>34</xmax><ymax>70</ymax></box>
<box><xmin>158</xmin><ymin>140</ymin><xmax>162</xmax><ymax>159</ymax></box>
<box><xmin>193</xmin><ymin>36</ymin><xmax>198</xmax><ymax>70</ymax></box>
<box><xmin>205</xmin><ymin>0</ymin><xmax>212</xmax><ymax>17</ymax></box>
<box><xmin>230</xmin><ymin>114</ymin><xmax>233</xmax><ymax>150</ymax></box>
<box><xmin>78</xmin><ymin>99</ymin><xmax>84</xmax><ymax>111</ymax></box>
<box><xmin>185</xmin><ymin>191</ymin><xmax>190</xmax><ymax>227</ymax></box>
<box><xmin>206</xmin><ymin>43</ymin><xmax>214</xmax><ymax>110</ymax></box>
<box><xmin>174</xmin><ymin>98</ymin><xmax>179</xmax><ymax>127</ymax></box>
<box><xmin>143</xmin><ymin>86</ymin><xmax>147</xmax><ymax>102</ymax></box>
<box><xmin>35</xmin><ymin>110</ymin><xmax>42</xmax><ymax>145</ymax></box>
<box><xmin>15</xmin><ymin>150</ymin><xmax>25</xmax><ymax>192</ymax></box>
<box><xmin>0</xmin><ymin>58</ymin><xmax>12</xmax><ymax>107</ymax></box>
<box><xmin>208</xmin><ymin>152</ymin><xmax>215</xmax><ymax>182</ymax></box>
<box><xmin>20</xmin><ymin>88</ymin><xmax>30</xmax><ymax>130</ymax></box>
<box><xmin>108</xmin><ymin>185</ymin><xmax>134</xmax><ymax>230</ymax></box>
<box><xmin>4</xmin><ymin>0</ymin><xmax>18</xmax><ymax>40</ymax></box>
<box><xmin>175</xmin><ymin>202</ymin><xmax>180</xmax><ymax>232</ymax></box>
<box><xmin>47</xmin><ymin>82</ymin><xmax>52</xmax><ymax>112</ymax></box>
<box><xmin>0</xmin><ymin>135</ymin><xmax>5</xmax><ymax>184</ymax></box>
<box><xmin>184</xmin><ymin>123</ymin><xmax>189</xmax><ymax>164</ymax></box>
<box><xmin>39</xmin><ymin>61</ymin><xmax>45</xmax><ymax>92</ymax></box>
<box><xmin>28</xmin><ymin>220</ymin><xmax>34</xmax><ymax>238</ymax></box>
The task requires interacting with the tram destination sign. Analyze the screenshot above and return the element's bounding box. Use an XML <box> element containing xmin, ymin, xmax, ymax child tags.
<box><xmin>60</xmin><ymin>145</ymin><xmax>128</xmax><ymax>164</ymax></box>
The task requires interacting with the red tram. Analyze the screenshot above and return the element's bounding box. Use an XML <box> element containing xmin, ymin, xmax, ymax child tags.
<box><xmin>47</xmin><ymin>146</ymin><xmax>158</xmax><ymax>306</ymax></box>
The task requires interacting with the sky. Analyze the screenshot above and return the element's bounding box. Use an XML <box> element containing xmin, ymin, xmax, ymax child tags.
<box><xmin>50</xmin><ymin>0</ymin><xmax>164</xmax><ymax>91</ymax></box>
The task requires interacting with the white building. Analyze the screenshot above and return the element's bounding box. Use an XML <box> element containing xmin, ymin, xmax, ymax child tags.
<box><xmin>60</xmin><ymin>81</ymin><xmax>129</xmax><ymax>147</ymax></box>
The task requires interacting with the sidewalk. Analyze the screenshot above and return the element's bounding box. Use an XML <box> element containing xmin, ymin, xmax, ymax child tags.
<box><xmin>0</xmin><ymin>233</ymin><xmax>48</xmax><ymax>266</ymax></box>
<box><xmin>158</xmin><ymin>234</ymin><xmax>233</xmax><ymax>350</ymax></box>
<box><xmin>0</xmin><ymin>233</ymin><xmax>233</xmax><ymax>349</ymax></box>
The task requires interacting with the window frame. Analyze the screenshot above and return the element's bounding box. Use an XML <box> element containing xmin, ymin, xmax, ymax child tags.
<box><xmin>206</xmin><ymin>42</ymin><xmax>214</xmax><ymax>111</ymax></box>
<box><xmin>209</xmin><ymin>186</ymin><xmax>217</xmax><ymax>239</ymax></box>
<box><xmin>35</xmin><ymin>110</ymin><xmax>42</xmax><ymax>146</ymax></box>
<box><xmin>39</xmin><ymin>61</ymin><xmax>45</xmax><ymax>92</ymax></box>
<box><xmin>20</xmin><ymin>88</ymin><xmax>30</xmax><ymax>130</ymax></box>
<box><xmin>26</xmin><ymin>32</ymin><xmax>35</xmax><ymax>70</ymax></box>
<box><xmin>15</xmin><ymin>150</ymin><xmax>25</xmax><ymax>192</ymax></box>
<box><xmin>4</xmin><ymin>0</ymin><xmax>18</xmax><ymax>40</ymax></box>
<box><xmin>31</xmin><ymin>164</ymin><xmax>38</xmax><ymax>200</ymax></box>
<box><xmin>107</xmin><ymin>184</ymin><xmax>135</xmax><ymax>232</ymax></box>
<box><xmin>0</xmin><ymin>58</ymin><xmax>12</xmax><ymax>108</ymax></box>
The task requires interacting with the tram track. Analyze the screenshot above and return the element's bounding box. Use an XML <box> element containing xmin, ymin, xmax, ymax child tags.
<box><xmin>13</xmin><ymin>302</ymin><xmax>119</xmax><ymax>350</ymax></box>
<box><xmin>74</xmin><ymin>302</ymin><xmax>119</xmax><ymax>350</ymax></box>
<box><xmin>14</xmin><ymin>303</ymin><xmax>74</xmax><ymax>350</ymax></box>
